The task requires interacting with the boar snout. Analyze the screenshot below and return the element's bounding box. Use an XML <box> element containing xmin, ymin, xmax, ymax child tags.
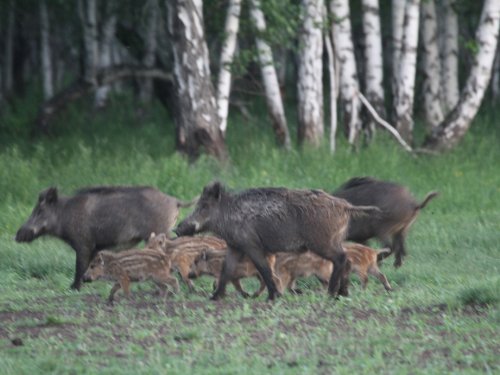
<box><xmin>15</xmin><ymin>227</ymin><xmax>36</xmax><ymax>242</ymax></box>
<box><xmin>174</xmin><ymin>221</ymin><xmax>197</xmax><ymax>237</ymax></box>
<box><xmin>82</xmin><ymin>273</ymin><xmax>93</xmax><ymax>283</ymax></box>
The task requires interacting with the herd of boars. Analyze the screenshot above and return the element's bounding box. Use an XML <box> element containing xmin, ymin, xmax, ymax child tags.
<box><xmin>15</xmin><ymin>177</ymin><xmax>438</xmax><ymax>303</ymax></box>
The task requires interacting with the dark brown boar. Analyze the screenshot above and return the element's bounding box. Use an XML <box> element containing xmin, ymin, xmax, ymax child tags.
<box><xmin>188</xmin><ymin>248</ymin><xmax>277</xmax><ymax>298</ymax></box>
<box><xmin>82</xmin><ymin>248</ymin><xmax>179</xmax><ymax>304</ymax></box>
<box><xmin>332</xmin><ymin>177</ymin><xmax>438</xmax><ymax>267</ymax></box>
<box><xmin>15</xmin><ymin>186</ymin><xmax>194</xmax><ymax>290</ymax></box>
<box><xmin>146</xmin><ymin>232</ymin><xmax>226</xmax><ymax>292</ymax></box>
<box><xmin>175</xmin><ymin>181</ymin><xmax>380</xmax><ymax>300</ymax></box>
<box><xmin>275</xmin><ymin>243</ymin><xmax>392</xmax><ymax>294</ymax></box>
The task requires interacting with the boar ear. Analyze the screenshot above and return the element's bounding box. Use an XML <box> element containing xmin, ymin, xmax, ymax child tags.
<box><xmin>206</xmin><ymin>181</ymin><xmax>223</xmax><ymax>201</ymax></box>
<box><xmin>40</xmin><ymin>187</ymin><xmax>58</xmax><ymax>204</ymax></box>
<box><xmin>149</xmin><ymin>232</ymin><xmax>156</xmax><ymax>240</ymax></box>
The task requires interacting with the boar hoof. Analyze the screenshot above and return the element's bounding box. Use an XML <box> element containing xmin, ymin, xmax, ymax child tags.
<box><xmin>240</xmin><ymin>292</ymin><xmax>251</xmax><ymax>299</ymax></box>
<box><xmin>290</xmin><ymin>288</ymin><xmax>303</xmax><ymax>295</ymax></box>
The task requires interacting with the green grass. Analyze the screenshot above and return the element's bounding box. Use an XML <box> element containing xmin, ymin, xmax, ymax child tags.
<box><xmin>0</xmin><ymin>95</ymin><xmax>499</xmax><ymax>374</ymax></box>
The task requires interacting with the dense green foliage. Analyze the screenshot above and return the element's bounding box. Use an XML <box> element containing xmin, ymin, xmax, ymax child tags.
<box><xmin>0</xmin><ymin>96</ymin><xmax>499</xmax><ymax>373</ymax></box>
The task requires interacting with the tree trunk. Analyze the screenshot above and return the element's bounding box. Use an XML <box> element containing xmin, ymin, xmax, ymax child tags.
<box><xmin>217</xmin><ymin>0</ymin><xmax>242</xmax><ymax>134</ymax></box>
<box><xmin>39</xmin><ymin>0</ymin><xmax>53</xmax><ymax>100</ymax></box>
<box><xmin>139</xmin><ymin>0</ymin><xmax>159</xmax><ymax>103</ymax></box>
<box><xmin>4</xmin><ymin>0</ymin><xmax>15</xmax><ymax>94</ymax></box>
<box><xmin>95</xmin><ymin>0</ymin><xmax>117</xmax><ymax>108</ymax></box>
<box><xmin>166</xmin><ymin>0</ymin><xmax>228</xmax><ymax>161</ymax></box>
<box><xmin>250</xmin><ymin>0</ymin><xmax>291</xmax><ymax>149</ymax></box>
<box><xmin>391</xmin><ymin>0</ymin><xmax>405</xmax><ymax>114</ymax></box>
<box><xmin>330</xmin><ymin>0</ymin><xmax>362</xmax><ymax>145</ymax></box>
<box><xmin>440</xmin><ymin>0</ymin><xmax>459</xmax><ymax>112</ymax></box>
<box><xmin>393</xmin><ymin>0</ymin><xmax>420</xmax><ymax>145</ymax></box>
<box><xmin>325</xmin><ymin>29</ymin><xmax>338</xmax><ymax>153</ymax></box>
<box><xmin>297</xmin><ymin>0</ymin><xmax>324</xmax><ymax>146</ymax></box>
<box><xmin>361</xmin><ymin>0</ymin><xmax>385</xmax><ymax>138</ymax></box>
<box><xmin>78</xmin><ymin>0</ymin><xmax>98</xmax><ymax>86</ymax></box>
<box><xmin>492</xmin><ymin>42</ymin><xmax>500</xmax><ymax>102</ymax></box>
<box><xmin>423</xmin><ymin>0</ymin><xmax>500</xmax><ymax>151</ymax></box>
<box><xmin>420</xmin><ymin>0</ymin><xmax>444</xmax><ymax>129</ymax></box>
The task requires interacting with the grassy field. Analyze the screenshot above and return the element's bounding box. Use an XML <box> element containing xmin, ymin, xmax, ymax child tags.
<box><xmin>0</xmin><ymin>96</ymin><xmax>499</xmax><ymax>374</ymax></box>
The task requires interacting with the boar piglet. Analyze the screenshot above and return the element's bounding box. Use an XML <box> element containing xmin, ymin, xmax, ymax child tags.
<box><xmin>275</xmin><ymin>243</ymin><xmax>391</xmax><ymax>294</ymax></box>
<box><xmin>83</xmin><ymin>248</ymin><xmax>179</xmax><ymax>304</ymax></box>
<box><xmin>15</xmin><ymin>186</ymin><xmax>195</xmax><ymax>290</ymax></box>
<box><xmin>146</xmin><ymin>232</ymin><xmax>226</xmax><ymax>292</ymax></box>
<box><xmin>189</xmin><ymin>248</ymin><xmax>277</xmax><ymax>298</ymax></box>
<box><xmin>175</xmin><ymin>181</ymin><xmax>380</xmax><ymax>300</ymax></box>
<box><xmin>333</xmin><ymin>177</ymin><xmax>438</xmax><ymax>267</ymax></box>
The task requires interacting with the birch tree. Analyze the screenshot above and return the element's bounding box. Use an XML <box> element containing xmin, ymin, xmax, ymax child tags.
<box><xmin>324</xmin><ymin>29</ymin><xmax>337</xmax><ymax>153</ymax></box>
<box><xmin>40</xmin><ymin>0</ymin><xmax>54</xmax><ymax>100</ymax></box>
<box><xmin>330</xmin><ymin>0</ymin><xmax>362</xmax><ymax>145</ymax></box>
<box><xmin>94</xmin><ymin>1</ymin><xmax>117</xmax><ymax>108</ymax></box>
<box><xmin>420</xmin><ymin>0</ymin><xmax>443</xmax><ymax>128</ymax></box>
<box><xmin>78</xmin><ymin>0</ymin><xmax>98</xmax><ymax>86</ymax></box>
<box><xmin>424</xmin><ymin>0</ymin><xmax>500</xmax><ymax>151</ymax></box>
<box><xmin>440</xmin><ymin>0</ymin><xmax>459</xmax><ymax>112</ymax></box>
<box><xmin>139</xmin><ymin>0</ymin><xmax>158</xmax><ymax>103</ymax></box>
<box><xmin>391</xmin><ymin>0</ymin><xmax>405</xmax><ymax>109</ymax></box>
<box><xmin>393</xmin><ymin>0</ymin><xmax>420</xmax><ymax>144</ymax></box>
<box><xmin>361</xmin><ymin>0</ymin><xmax>385</xmax><ymax>137</ymax></box>
<box><xmin>250</xmin><ymin>0</ymin><xmax>291</xmax><ymax>149</ymax></box>
<box><xmin>217</xmin><ymin>0</ymin><xmax>241</xmax><ymax>135</ymax></box>
<box><xmin>166</xmin><ymin>0</ymin><xmax>228</xmax><ymax>161</ymax></box>
<box><xmin>297</xmin><ymin>0</ymin><xmax>324</xmax><ymax>146</ymax></box>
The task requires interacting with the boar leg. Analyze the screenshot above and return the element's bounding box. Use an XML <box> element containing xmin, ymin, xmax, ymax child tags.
<box><xmin>251</xmin><ymin>275</ymin><xmax>266</xmax><ymax>298</ymax></box>
<box><xmin>72</xmin><ymin>247</ymin><xmax>93</xmax><ymax>290</ymax></box>
<box><xmin>107</xmin><ymin>282</ymin><xmax>122</xmax><ymax>304</ymax></box>
<box><xmin>321</xmin><ymin>248</ymin><xmax>349</xmax><ymax>298</ymax></box>
<box><xmin>368</xmin><ymin>267</ymin><xmax>392</xmax><ymax>291</ymax></box>
<box><xmin>243</xmin><ymin>247</ymin><xmax>279</xmax><ymax>301</ymax></box>
<box><xmin>211</xmin><ymin>248</ymin><xmax>239</xmax><ymax>300</ymax></box>
<box><xmin>232</xmin><ymin>279</ymin><xmax>251</xmax><ymax>298</ymax></box>
<box><xmin>392</xmin><ymin>232</ymin><xmax>406</xmax><ymax>268</ymax></box>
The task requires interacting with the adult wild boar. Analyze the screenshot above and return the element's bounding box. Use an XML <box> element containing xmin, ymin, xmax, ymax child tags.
<box><xmin>175</xmin><ymin>181</ymin><xmax>380</xmax><ymax>300</ymax></box>
<box><xmin>15</xmin><ymin>186</ymin><xmax>194</xmax><ymax>290</ymax></box>
<box><xmin>332</xmin><ymin>177</ymin><xmax>438</xmax><ymax>268</ymax></box>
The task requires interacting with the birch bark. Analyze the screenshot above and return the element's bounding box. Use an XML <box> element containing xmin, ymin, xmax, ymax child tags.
<box><xmin>330</xmin><ymin>0</ymin><xmax>362</xmax><ymax>145</ymax></box>
<box><xmin>361</xmin><ymin>0</ymin><xmax>385</xmax><ymax>137</ymax></box>
<box><xmin>391</xmin><ymin>0</ymin><xmax>405</xmax><ymax>111</ymax></box>
<box><xmin>424</xmin><ymin>0</ymin><xmax>500</xmax><ymax>151</ymax></box>
<box><xmin>297</xmin><ymin>0</ymin><xmax>324</xmax><ymax>146</ymax></box>
<box><xmin>393</xmin><ymin>0</ymin><xmax>420</xmax><ymax>144</ymax></box>
<box><xmin>166</xmin><ymin>0</ymin><xmax>228</xmax><ymax>161</ymax></box>
<box><xmin>250</xmin><ymin>0</ymin><xmax>291</xmax><ymax>149</ymax></box>
<box><xmin>441</xmin><ymin>0</ymin><xmax>459</xmax><ymax>112</ymax></box>
<box><xmin>78</xmin><ymin>0</ymin><xmax>98</xmax><ymax>86</ymax></box>
<box><xmin>217</xmin><ymin>0</ymin><xmax>241</xmax><ymax>134</ymax></box>
<box><xmin>420</xmin><ymin>0</ymin><xmax>443</xmax><ymax>128</ymax></box>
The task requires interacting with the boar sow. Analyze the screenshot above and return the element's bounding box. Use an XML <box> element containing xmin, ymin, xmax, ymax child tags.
<box><xmin>175</xmin><ymin>181</ymin><xmax>380</xmax><ymax>300</ymax></box>
<box><xmin>332</xmin><ymin>177</ymin><xmax>438</xmax><ymax>267</ymax></box>
<box><xmin>15</xmin><ymin>186</ymin><xmax>193</xmax><ymax>290</ymax></box>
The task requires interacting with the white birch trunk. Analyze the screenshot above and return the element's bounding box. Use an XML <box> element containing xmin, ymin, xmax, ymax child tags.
<box><xmin>78</xmin><ymin>0</ymin><xmax>98</xmax><ymax>86</ymax></box>
<box><xmin>297</xmin><ymin>0</ymin><xmax>324</xmax><ymax>146</ymax></box>
<box><xmin>4</xmin><ymin>1</ymin><xmax>15</xmax><ymax>93</ymax></box>
<box><xmin>250</xmin><ymin>0</ymin><xmax>291</xmax><ymax>149</ymax></box>
<box><xmin>95</xmin><ymin>1</ymin><xmax>117</xmax><ymax>107</ymax></box>
<box><xmin>420</xmin><ymin>0</ymin><xmax>443</xmax><ymax>128</ymax></box>
<box><xmin>139</xmin><ymin>0</ymin><xmax>159</xmax><ymax>103</ymax></box>
<box><xmin>491</xmin><ymin>38</ymin><xmax>500</xmax><ymax>102</ymax></box>
<box><xmin>325</xmin><ymin>30</ymin><xmax>337</xmax><ymax>153</ymax></box>
<box><xmin>393</xmin><ymin>0</ymin><xmax>420</xmax><ymax>144</ymax></box>
<box><xmin>167</xmin><ymin>0</ymin><xmax>228</xmax><ymax>161</ymax></box>
<box><xmin>361</xmin><ymin>0</ymin><xmax>385</xmax><ymax>136</ymax></box>
<box><xmin>441</xmin><ymin>0</ymin><xmax>459</xmax><ymax>112</ymax></box>
<box><xmin>217</xmin><ymin>0</ymin><xmax>242</xmax><ymax>134</ymax></box>
<box><xmin>40</xmin><ymin>0</ymin><xmax>54</xmax><ymax>100</ymax></box>
<box><xmin>391</xmin><ymin>0</ymin><xmax>405</xmax><ymax>107</ymax></box>
<box><xmin>424</xmin><ymin>0</ymin><xmax>500</xmax><ymax>151</ymax></box>
<box><xmin>330</xmin><ymin>0</ymin><xmax>362</xmax><ymax>145</ymax></box>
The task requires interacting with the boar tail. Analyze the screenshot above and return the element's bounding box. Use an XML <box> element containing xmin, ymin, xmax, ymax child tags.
<box><xmin>376</xmin><ymin>247</ymin><xmax>391</xmax><ymax>262</ymax></box>
<box><xmin>417</xmin><ymin>191</ymin><xmax>439</xmax><ymax>210</ymax></box>
<box><xmin>177</xmin><ymin>196</ymin><xmax>199</xmax><ymax>208</ymax></box>
<box><xmin>347</xmin><ymin>205</ymin><xmax>381</xmax><ymax>217</ymax></box>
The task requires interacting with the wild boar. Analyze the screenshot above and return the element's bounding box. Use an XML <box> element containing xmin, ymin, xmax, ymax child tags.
<box><xmin>275</xmin><ymin>243</ymin><xmax>392</xmax><ymax>294</ymax></box>
<box><xmin>332</xmin><ymin>177</ymin><xmax>438</xmax><ymax>267</ymax></box>
<box><xmin>188</xmin><ymin>248</ymin><xmax>277</xmax><ymax>298</ymax></box>
<box><xmin>174</xmin><ymin>181</ymin><xmax>380</xmax><ymax>300</ymax></box>
<box><xmin>146</xmin><ymin>232</ymin><xmax>227</xmax><ymax>292</ymax></box>
<box><xmin>15</xmin><ymin>186</ymin><xmax>194</xmax><ymax>290</ymax></box>
<box><xmin>82</xmin><ymin>248</ymin><xmax>179</xmax><ymax>304</ymax></box>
